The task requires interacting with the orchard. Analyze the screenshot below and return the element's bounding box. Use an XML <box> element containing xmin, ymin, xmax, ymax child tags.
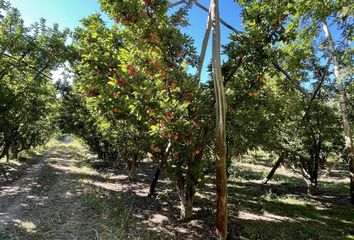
<box><xmin>0</xmin><ymin>0</ymin><xmax>353</xmax><ymax>239</ymax></box>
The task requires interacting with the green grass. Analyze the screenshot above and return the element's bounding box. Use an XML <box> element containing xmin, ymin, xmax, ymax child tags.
<box><xmin>318</xmin><ymin>181</ymin><xmax>350</xmax><ymax>192</ymax></box>
<box><xmin>80</xmin><ymin>188</ymin><xmax>133</xmax><ymax>239</ymax></box>
<box><xmin>229</xmin><ymin>154</ymin><xmax>354</xmax><ymax>240</ymax></box>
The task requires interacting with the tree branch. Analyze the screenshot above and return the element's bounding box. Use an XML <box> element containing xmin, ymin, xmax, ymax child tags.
<box><xmin>2</xmin><ymin>52</ymin><xmax>53</xmax><ymax>80</ymax></box>
<box><xmin>272</xmin><ymin>62</ymin><xmax>308</xmax><ymax>96</ymax></box>
<box><xmin>191</xmin><ymin>0</ymin><xmax>241</xmax><ymax>34</ymax></box>
<box><xmin>195</xmin><ymin>1</ymin><xmax>212</xmax><ymax>84</ymax></box>
<box><xmin>168</xmin><ymin>0</ymin><xmax>187</xmax><ymax>8</ymax></box>
<box><xmin>301</xmin><ymin>57</ymin><xmax>332</xmax><ymax>122</ymax></box>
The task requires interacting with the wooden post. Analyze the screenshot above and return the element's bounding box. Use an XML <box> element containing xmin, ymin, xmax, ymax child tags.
<box><xmin>323</xmin><ymin>21</ymin><xmax>354</xmax><ymax>204</ymax></box>
<box><xmin>195</xmin><ymin>1</ymin><xmax>212</xmax><ymax>83</ymax></box>
<box><xmin>211</xmin><ymin>0</ymin><xmax>228</xmax><ymax>238</ymax></box>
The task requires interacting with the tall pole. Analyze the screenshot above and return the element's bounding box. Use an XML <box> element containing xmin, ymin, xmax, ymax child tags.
<box><xmin>211</xmin><ymin>0</ymin><xmax>228</xmax><ymax>237</ymax></box>
<box><xmin>323</xmin><ymin>21</ymin><xmax>354</xmax><ymax>204</ymax></box>
<box><xmin>195</xmin><ymin>1</ymin><xmax>212</xmax><ymax>84</ymax></box>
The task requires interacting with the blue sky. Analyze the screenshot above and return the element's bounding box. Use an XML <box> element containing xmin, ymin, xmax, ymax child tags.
<box><xmin>9</xmin><ymin>0</ymin><xmax>243</xmax><ymax>82</ymax></box>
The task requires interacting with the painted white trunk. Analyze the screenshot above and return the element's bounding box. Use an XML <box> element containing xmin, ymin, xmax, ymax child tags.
<box><xmin>178</xmin><ymin>188</ymin><xmax>193</xmax><ymax>220</ymax></box>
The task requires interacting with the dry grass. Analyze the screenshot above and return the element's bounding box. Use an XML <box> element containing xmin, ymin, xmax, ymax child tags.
<box><xmin>1</xmin><ymin>141</ymin><xmax>353</xmax><ymax>240</ymax></box>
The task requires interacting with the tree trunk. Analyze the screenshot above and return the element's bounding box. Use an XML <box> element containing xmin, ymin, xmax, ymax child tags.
<box><xmin>211</xmin><ymin>0</ymin><xmax>228</xmax><ymax>238</ymax></box>
<box><xmin>98</xmin><ymin>151</ymin><xmax>103</xmax><ymax>160</ymax></box>
<box><xmin>324</xmin><ymin>159</ymin><xmax>339</xmax><ymax>177</ymax></box>
<box><xmin>306</xmin><ymin>169</ymin><xmax>318</xmax><ymax>196</ymax></box>
<box><xmin>310</xmin><ymin>142</ymin><xmax>320</xmax><ymax>196</ymax></box>
<box><xmin>178</xmin><ymin>187</ymin><xmax>193</xmax><ymax>220</ymax></box>
<box><xmin>301</xmin><ymin>167</ymin><xmax>317</xmax><ymax>195</ymax></box>
<box><xmin>307</xmin><ymin>182</ymin><xmax>317</xmax><ymax>196</ymax></box>
<box><xmin>254</xmin><ymin>148</ymin><xmax>257</xmax><ymax>161</ymax></box>
<box><xmin>127</xmin><ymin>154</ymin><xmax>137</xmax><ymax>182</ymax></box>
<box><xmin>351</xmin><ymin>159</ymin><xmax>354</xmax><ymax>205</ymax></box>
<box><xmin>12</xmin><ymin>148</ymin><xmax>19</xmax><ymax>160</ymax></box>
<box><xmin>226</xmin><ymin>135</ymin><xmax>232</xmax><ymax>178</ymax></box>
<box><xmin>148</xmin><ymin>167</ymin><xmax>161</xmax><ymax>197</ymax></box>
<box><xmin>0</xmin><ymin>165</ymin><xmax>8</xmax><ymax>181</ymax></box>
<box><xmin>319</xmin><ymin>155</ymin><xmax>326</xmax><ymax>169</ymax></box>
<box><xmin>264</xmin><ymin>154</ymin><xmax>284</xmax><ymax>184</ymax></box>
<box><xmin>0</xmin><ymin>143</ymin><xmax>11</xmax><ymax>162</ymax></box>
<box><xmin>176</xmin><ymin>175</ymin><xmax>193</xmax><ymax>220</ymax></box>
<box><xmin>148</xmin><ymin>142</ymin><xmax>171</xmax><ymax>197</ymax></box>
<box><xmin>323</xmin><ymin>21</ymin><xmax>354</xmax><ymax>204</ymax></box>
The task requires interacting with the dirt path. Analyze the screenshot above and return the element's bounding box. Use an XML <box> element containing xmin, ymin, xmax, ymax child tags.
<box><xmin>0</xmin><ymin>152</ymin><xmax>50</xmax><ymax>231</ymax></box>
<box><xmin>0</xmin><ymin>141</ymin><xmax>157</xmax><ymax>240</ymax></box>
<box><xmin>0</xmin><ymin>143</ymin><xmax>99</xmax><ymax>239</ymax></box>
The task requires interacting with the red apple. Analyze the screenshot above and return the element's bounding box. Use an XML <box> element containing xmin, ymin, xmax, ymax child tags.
<box><xmin>153</xmin><ymin>62</ymin><xmax>160</xmax><ymax>68</ymax></box>
<box><xmin>170</xmin><ymin>82</ymin><xmax>177</xmax><ymax>88</ymax></box>
<box><xmin>129</xmin><ymin>68</ymin><xmax>136</xmax><ymax>77</ymax></box>
<box><xmin>161</xmin><ymin>71</ymin><xmax>168</xmax><ymax>77</ymax></box>
<box><xmin>165</xmin><ymin>113</ymin><xmax>175</xmax><ymax>120</ymax></box>
<box><xmin>152</xmin><ymin>146</ymin><xmax>161</xmax><ymax>153</ymax></box>
<box><xmin>117</xmin><ymin>77</ymin><xmax>125</xmax><ymax>85</ymax></box>
<box><xmin>258</xmin><ymin>75</ymin><xmax>265</xmax><ymax>83</ymax></box>
<box><xmin>127</xmin><ymin>64</ymin><xmax>134</xmax><ymax>71</ymax></box>
<box><xmin>150</xmin><ymin>32</ymin><xmax>158</xmax><ymax>41</ymax></box>
<box><xmin>112</xmin><ymin>108</ymin><xmax>121</xmax><ymax>113</ymax></box>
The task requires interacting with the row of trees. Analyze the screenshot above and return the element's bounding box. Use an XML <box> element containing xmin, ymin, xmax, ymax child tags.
<box><xmin>59</xmin><ymin>1</ymin><xmax>216</xmax><ymax>222</ymax></box>
<box><xmin>57</xmin><ymin>0</ymin><xmax>353</xmax><ymax>238</ymax></box>
<box><xmin>226</xmin><ymin>0</ymin><xmax>352</xmax><ymax>196</ymax></box>
<box><xmin>0</xmin><ymin>0</ymin><xmax>70</xmax><ymax>160</ymax></box>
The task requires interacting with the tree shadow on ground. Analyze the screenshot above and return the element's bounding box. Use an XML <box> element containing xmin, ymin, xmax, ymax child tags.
<box><xmin>73</xmin><ymin>153</ymin><xmax>353</xmax><ymax>239</ymax></box>
<box><xmin>75</xmin><ymin>160</ymin><xmax>227</xmax><ymax>239</ymax></box>
<box><xmin>3</xmin><ymin>144</ymin><xmax>352</xmax><ymax>240</ymax></box>
<box><xmin>227</xmin><ymin>178</ymin><xmax>353</xmax><ymax>240</ymax></box>
<box><xmin>0</xmin><ymin>152</ymin><xmax>44</xmax><ymax>185</ymax></box>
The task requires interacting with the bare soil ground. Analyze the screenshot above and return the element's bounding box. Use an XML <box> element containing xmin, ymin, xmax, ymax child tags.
<box><xmin>0</xmin><ymin>142</ymin><xmax>131</xmax><ymax>239</ymax></box>
<box><xmin>0</xmin><ymin>141</ymin><xmax>353</xmax><ymax>240</ymax></box>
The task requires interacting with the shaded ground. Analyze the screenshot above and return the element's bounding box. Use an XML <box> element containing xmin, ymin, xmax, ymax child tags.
<box><xmin>230</xmin><ymin>154</ymin><xmax>354</xmax><ymax>240</ymax></box>
<box><xmin>0</xmin><ymin>151</ymin><xmax>42</xmax><ymax>185</ymax></box>
<box><xmin>0</xmin><ymin>141</ymin><xmax>353</xmax><ymax>239</ymax></box>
